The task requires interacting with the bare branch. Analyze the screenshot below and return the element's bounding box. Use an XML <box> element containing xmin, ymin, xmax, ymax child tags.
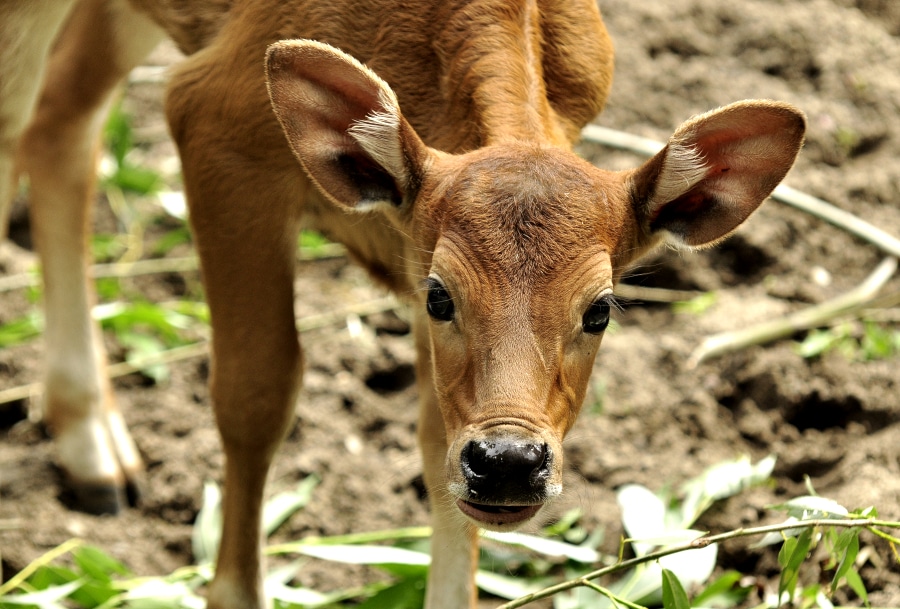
<box><xmin>687</xmin><ymin>256</ymin><xmax>898</xmax><ymax>367</ymax></box>
<box><xmin>495</xmin><ymin>517</ymin><xmax>899</xmax><ymax>609</ymax></box>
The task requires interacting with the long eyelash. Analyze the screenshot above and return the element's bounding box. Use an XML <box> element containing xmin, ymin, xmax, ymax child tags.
<box><xmin>419</xmin><ymin>276</ymin><xmax>442</xmax><ymax>293</ymax></box>
<box><xmin>603</xmin><ymin>292</ymin><xmax>624</xmax><ymax>314</ymax></box>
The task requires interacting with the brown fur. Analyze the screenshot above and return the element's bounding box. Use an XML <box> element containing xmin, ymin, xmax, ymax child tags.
<box><xmin>1</xmin><ymin>1</ymin><xmax>805</xmax><ymax>607</ymax></box>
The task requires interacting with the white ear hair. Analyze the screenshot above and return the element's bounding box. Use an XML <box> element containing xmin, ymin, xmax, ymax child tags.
<box><xmin>648</xmin><ymin>143</ymin><xmax>708</xmax><ymax>210</ymax></box>
<box><xmin>348</xmin><ymin>89</ymin><xmax>409</xmax><ymax>185</ymax></box>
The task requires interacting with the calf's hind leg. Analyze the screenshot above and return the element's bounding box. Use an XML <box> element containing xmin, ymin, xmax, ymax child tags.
<box><xmin>19</xmin><ymin>0</ymin><xmax>163</xmax><ymax>514</ymax></box>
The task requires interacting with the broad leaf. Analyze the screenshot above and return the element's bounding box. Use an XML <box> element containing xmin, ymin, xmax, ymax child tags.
<box><xmin>263</xmin><ymin>476</ymin><xmax>319</xmax><ymax>536</ymax></box>
<box><xmin>661</xmin><ymin>569</ymin><xmax>690</xmax><ymax>609</ymax></box>
<box><xmin>482</xmin><ymin>531</ymin><xmax>599</xmax><ymax>564</ymax></box>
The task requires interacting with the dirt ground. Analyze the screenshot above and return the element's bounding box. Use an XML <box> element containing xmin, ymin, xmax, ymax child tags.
<box><xmin>2</xmin><ymin>0</ymin><xmax>899</xmax><ymax>607</ymax></box>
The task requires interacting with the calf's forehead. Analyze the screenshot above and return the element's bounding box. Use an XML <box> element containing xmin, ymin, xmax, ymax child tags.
<box><xmin>424</xmin><ymin>144</ymin><xmax>625</xmax><ymax>291</ymax></box>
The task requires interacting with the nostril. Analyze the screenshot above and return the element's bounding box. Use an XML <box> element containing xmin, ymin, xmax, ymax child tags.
<box><xmin>463</xmin><ymin>440</ymin><xmax>549</xmax><ymax>480</ymax></box>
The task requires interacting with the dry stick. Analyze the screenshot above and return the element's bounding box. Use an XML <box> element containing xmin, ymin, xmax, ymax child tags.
<box><xmin>495</xmin><ymin>517</ymin><xmax>900</xmax><ymax>609</ymax></box>
<box><xmin>687</xmin><ymin>256</ymin><xmax>898</xmax><ymax>367</ymax></box>
<box><xmin>614</xmin><ymin>283</ymin><xmax>701</xmax><ymax>303</ymax></box>
<box><xmin>0</xmin><ymin>244</ymin><xmax>347</xmax><ymax>293</ymax></box>
<box><xmin>774</xmin><ymin>184</ymin><xmax>900</xmax><ymax>258</ymax></box>
<box><xmin>0</xmin><ymin>296</ymin><xmax>400</xmax><ymax>406</ymax></box>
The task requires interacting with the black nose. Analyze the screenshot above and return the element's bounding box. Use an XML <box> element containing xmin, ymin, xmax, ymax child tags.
<box><xmin>461</xmin><ymin>439</ymin><xmax>551</xmax><ymax>502</ymax></box>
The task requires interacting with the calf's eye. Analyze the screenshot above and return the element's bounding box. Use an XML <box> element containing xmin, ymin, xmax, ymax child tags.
<box><xmin>582</xmin><ymin>297</ymin><xmax>611</xmax><ymax>334</ymax></box>
<box><xmin>426</xmin><ymin>278</ymin><xmax>455</xmax><ymax>322</ymax></box>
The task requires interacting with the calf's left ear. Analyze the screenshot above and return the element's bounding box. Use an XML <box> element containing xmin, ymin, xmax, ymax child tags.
<box><xmin>630</xmin><ymin>100</ymin><xmax>806</xmax><ymax>248</ymax></box>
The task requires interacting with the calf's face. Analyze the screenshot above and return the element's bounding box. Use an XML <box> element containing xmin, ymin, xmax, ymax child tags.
<box><xmin>413</xmin><ymin>144</ymin><xmax>629</xmax><ymax>528</ymax></box>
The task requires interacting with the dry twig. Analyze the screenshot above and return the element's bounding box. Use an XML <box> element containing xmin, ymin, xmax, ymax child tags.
<box><xmin>687</xmin><ymin>257</ymin><xmax>898</xmax><ymax>367</ymax></box>
<box><xmin>495</xmin><ymin>516</ymin><xmax>900</xmax><ymax>609</ymax></box>
<box><xmin>0</xmin><ymin>296</ymin><xmax>400</xmax><ymax>406</ymax></box>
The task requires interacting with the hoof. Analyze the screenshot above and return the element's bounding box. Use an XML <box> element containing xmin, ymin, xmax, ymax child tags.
<box><xmin>70</xmin><ymin>482</ymin><xmax>129</xmax><ymax>515</ymax></box>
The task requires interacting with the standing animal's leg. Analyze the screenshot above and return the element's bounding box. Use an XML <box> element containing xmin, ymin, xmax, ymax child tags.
<box><xmin>167</xmin><ymin>50</ymin><xmax>308</xmax><ymax>609</ymax></box>
<box><xmin>413</xmin><ymin>311</ymin><xmax>479</xmax><ymax>609</ymax></box>
<box><xmin>0</xmin><ymin>0</ymin><xmax>75</xmax><ymax>238</ymax></box>
<box><xmin>19</xmin><ymin>0</ymin><xmax>164</xmax><ymax>513</ymax></box>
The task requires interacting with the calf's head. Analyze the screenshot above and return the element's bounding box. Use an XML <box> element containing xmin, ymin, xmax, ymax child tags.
<box><xmin>266</xmin><ymin>40</ymin><xmax>805</xmax><ymax>530</ymax></box>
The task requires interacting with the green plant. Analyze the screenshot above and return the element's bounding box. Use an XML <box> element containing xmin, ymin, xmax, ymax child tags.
<box><xmin>797</xmin><ymin>321</ymin><xmax>900</xmax><ymax>361</ymax></box>
<box><xmin>101</xmin><ymin>101</ymin><xmax>163</xmax><ymax>196</ymax></box>
<box><xmin>672</xmin><ymin>292</ymin><xmax>717</xmax><ymax>316</ymax></box>
<box><xmin>93</xmin><ymin>300</ymin><xmax>209</xmax><ymax>383</ymax></box>
<box><xmin>0</xmin><ymin>312</ymin><xmax>43</xmax><ymax>348</ymax></box>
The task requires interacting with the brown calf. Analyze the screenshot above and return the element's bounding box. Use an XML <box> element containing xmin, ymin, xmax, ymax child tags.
<box><xmin>1</xmin><ymin>0</ymin><xmax>805</xmax><ymax>607</ymax></box>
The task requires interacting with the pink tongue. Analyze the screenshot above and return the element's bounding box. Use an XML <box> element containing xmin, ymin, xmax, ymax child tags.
<box><xmin>457</xmin><ymin>499</ymin><xmax>542</xmax><ymax>526</ymax></box>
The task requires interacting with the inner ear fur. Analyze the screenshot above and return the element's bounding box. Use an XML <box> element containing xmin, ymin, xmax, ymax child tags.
<box><xmin>631</xmin><ymin>100</ymin><xmax>807</xmax><ymax>248</ymax></box>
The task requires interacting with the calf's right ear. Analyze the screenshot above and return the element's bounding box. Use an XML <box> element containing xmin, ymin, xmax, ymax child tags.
<box><xmin>265</xmin><ymin>39</ymin><xmax>434</xmax><ymax>212</ymax></box>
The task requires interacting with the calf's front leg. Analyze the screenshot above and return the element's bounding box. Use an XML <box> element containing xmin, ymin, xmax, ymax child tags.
<box><xmin>414</xmin><ymin>311</ymin><xmax>479</xmax><ymax>609</ymax></box>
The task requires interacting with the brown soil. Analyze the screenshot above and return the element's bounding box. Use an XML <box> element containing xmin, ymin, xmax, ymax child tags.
<box><xmin>2</xmin><ymin>0</ymin><xmax>899</xmax><ymax>607</ymax></box>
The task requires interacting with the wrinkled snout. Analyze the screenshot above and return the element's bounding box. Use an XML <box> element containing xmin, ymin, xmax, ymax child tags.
<box><xmin>450</xmin><ymin>425</ymin><xmax>562</xmax><ymax>529</ymax></box>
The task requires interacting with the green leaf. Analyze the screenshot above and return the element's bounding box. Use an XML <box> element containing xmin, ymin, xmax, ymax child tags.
<box><xmin>777</xmin><ymin>534</ymin><xmax>797</xmax><ymax>566</ymax></box>
<box><xmin>265</xmin><ymin>580</ymin><xmax>335</xmax><ymax>607</ymax></box>
<box><xmin>69</xmin><ymin>580</ymin><xmax>120</xmax><ymax>609</ymax></box>
<box><xmin>108</xmin><ymin>165</ymin><xmax>162</xmax><ymax>195</ymax></box>
<box><xmin>661</xmin><ymin>569</ymin><xmax>690</xmax><ymax>609</ymax></box>
<box><xmin>121</xmin><ymin>578</ymin><xmax>204</xmax><ymax>609</ymax></box>
<box><xmin>152</xmin><ymin>227</ymin><xmax>193</xmax><ymax>256</ymax></box>
<box><xmin>298</xmin><ymin>230</ymin><xmax>332</xmax><ymax>251</ymax></box>
<box><xmin>617</xmin><ymin>484</ymin><xmax>666</xmax><ymax>557</ymax></box>
<box><xmin>263</xmin><ymin>476</ymin><xmax>319</xmax><ymax>536</ymax></box>
<box><xmin>192</xmin><ymin>481</ymin><xmax>222</xmax><ymax>565</ymax></box>
<box><xmin>0</xmin><ymin>313</ymin><xmax>43</xmax><ymax>348</ymax></box>
<box><xmin>777</xmin><ymin>495</ymin><xmax>849</xmax><ymax>520</ymax></box>
<box><xmin>168</xmin><ymin>300</ymin><xmax>210</xmax><ymax>325</ymax></box>
<box><xmin>90</xmin><ymin>233</ymin><xmax>129</xmax><ymax>263</ymax></box>
<box><xmin>797</xmin><ymin>329</ymin><xmax>843</xmax><ymax>358</ymax></box>
<box><xmin>844</xmin><ymin>568</ymin><xmax>869</xmax><ymax>606</ymax></box>
<box><xmin>543</xmin><ymin>508</ymin><xmax>583</xmax><ymax>538</ymax></box>
<box><xmin>103</xmin><ymin>103</ymin><xmax>132</xmax><ymax>167</ymax></box>
<box><xmin>475</xmin><ymin>570</ymin><xmax>553</xmax><ymax>600</ymax></box>
<box><xmin>861</xmin><ymin>322</ymin><xmax>896</xmax><ymax>360</ymax></box>
<box><xmin>73</xmin><ymin>545</ymin><xmax>130</xmax><ymax>583</ymax></box>
<box><xmin>95</xmin><ymin>301</ymin><xmax>204</xmax><ymax>356</ymax></box>
<box><xmin>691</xmin><ymin>570</ymin><xmax>750</xmax><ymax>609</ymax></box>
<box><xmin>25</xmin><ymin>565</ymin><xmax>78</xmax><ymax>591</ymax></box>
<box><xmin>355</xmin><ymin>576</ymin><xmax>426</xmax><ymax>609</ymax></box>
<box><xmin>787</xmin><ymin>527</ymin><xmax>814</xmax><ymax>571</ymax></box>
<box><xmin>778</xmin><ymin>527</ymin><xmax>813</xmax><ymax>603</ymax></box>
<box><xmin>481</xmin><ymin>531</ymin><xmax>600</xmax><ymax>564</ymax></box>
<box><xmin>295</xmin><ymin>544</ymin><xmax>429</xmax><ymax>577</ymax></box>
<box><xmin>95</xmin><ymin>277</ymin><xmax>123</xmax><ymax>301</ymax></box>
<box><xmin>678</xmin><ymin>455</ymin><xmax>776</xmax><ymax>527</ymax></box>
<box><xmin>672</xmin><ymin>291</ymin><xmax>717</xmax><ymax>315</ymax></box>
<box><xmin>0</xmin><ymin>579</ymin><xmax>83</xmax><ymax>607</ymax></box>
<box><xmin>119</xmin><ymin>332</ymin><xmax>170</xmax><ymax>383</ymax></box>
<box><xmin>832</xmin><ymin>529</ymin><xmax>860</xmax><ymax>593</ymax></box>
